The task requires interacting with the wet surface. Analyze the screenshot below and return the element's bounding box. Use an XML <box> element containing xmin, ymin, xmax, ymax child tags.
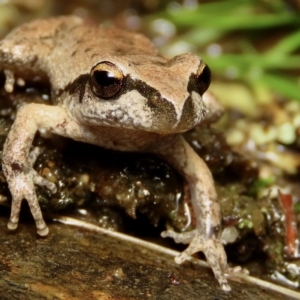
<box><xmin>0</xmin><ymin>214</ymin><xmax>296</xmax><ymax>300</ymax></box>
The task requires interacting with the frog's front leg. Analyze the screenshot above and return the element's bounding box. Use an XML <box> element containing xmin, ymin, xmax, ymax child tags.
<box><xmin>152</xmin><ymin>134</ymin><xmax>230</xmax><ymax>291</ymax></box>
<box><xmin>2</xmin><ymin>103</ymin><xmax>80</xmax><ymax>236</ymax></box>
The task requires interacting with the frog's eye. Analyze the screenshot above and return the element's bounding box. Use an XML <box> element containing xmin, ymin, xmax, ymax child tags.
<box><xmin>196</xmin><ymin>63</ymin><xmax>211</xmax><ymax>96</ymax></box>
<box><xmin>90</xmin><ymin>62</ymin><xmax>124</xmax><ymax>99</ymax></box>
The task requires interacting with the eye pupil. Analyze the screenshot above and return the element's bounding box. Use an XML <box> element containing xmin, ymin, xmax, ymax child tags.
<box><xmin>94</xmin><ymin>71</ymin><xmax>118</xmax><ymax>86</ymax></box>
<box><xmin>197</xmin><ymin>64</ymin><xmax>211</xmax><ymax>95</ymax></box>
<box><xmin>90</xmin><ymin>62</ymin><xmax>124</xmax><ymax>99</ymax></box>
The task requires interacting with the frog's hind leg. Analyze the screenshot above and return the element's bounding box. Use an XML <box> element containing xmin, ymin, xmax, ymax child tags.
<box><xmin>152</xmin><ymin>134</ymin><xmax>231</xmax><ymax>291</ymax></box>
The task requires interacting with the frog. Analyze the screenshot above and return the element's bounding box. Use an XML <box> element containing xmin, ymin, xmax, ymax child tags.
<box><xmin>0</xmin><ymin>16</ymin><xmax>233</xmax><ymax>291</ymax></box>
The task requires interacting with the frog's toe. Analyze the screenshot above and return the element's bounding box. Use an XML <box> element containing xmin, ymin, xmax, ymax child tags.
<box><xmin>7</xmin><ymin>196</ymin><xmax>22</xmax><ymax>231</ymax></box>
<box><xmin>161</xmin><ymin>229</ymin><xmax>196</xmax><ymax>244</ymax></box>
<box><xmin>174</xmin><ymin>252</ymin><xmax>190</xmax><ymax>264</ymax></box>
<box><xmin>29</xmin><ymin>147</ymin><xmax>43</xmax><ymax>165</ymax></box>
<box><xmin>229</xmin><ymin>265</ymin><xmax>244</xmax><ymax>274</ymax></box>
<box><xmin>31</xmin><ymin>212</ymin><xmax>49</xmax><ymax>237</ymax></box>
<box><xmin>33</xmin><ymin>172</ymin><xmax>57</xmax><ymax>194</ymax></box>
<box><xmin>7</xmin><ymin>219</ymin><xmax>18</xmax><ymax>230</ymax></box>
<box><xmin>24</xmin><ymin>188</ymin><xmax>49</xmax><ymax>236</ymax></box>
<box><xmin>200</xmin><ymin>237</ymin><xmax>231</xmax><ymax>291</ymax></box>
<box><xmin>33</xmin><ymin>213</ymin><xmax>49</xmax><ymax>236</ymax></box>
<box><xmin>43</xmin><ymin>180</ymin><xmax>57</xmax><ymax>194</ymax></box>
<box><xmin>220</xmin><ymin>281</ymin><xmax>231</xmax><ymax>292</ymax></box>
<box><xmin>161</xmin><ymin>230</ymin><xmax>172</xmax><ymax>239</ymax></box>
<box><xmin>37</xmin><ymin>224</ymin><xmax>49</xmax><ymax>236</ymax></box>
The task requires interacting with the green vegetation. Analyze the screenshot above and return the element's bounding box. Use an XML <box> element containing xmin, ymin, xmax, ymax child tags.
<box><xmin>151</xmin><ymin>0</ymin><xmax>300</xmax><ymax>101</ymax></box>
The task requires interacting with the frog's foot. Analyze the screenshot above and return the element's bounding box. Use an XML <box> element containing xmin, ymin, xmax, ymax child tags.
<box><xmin>161</xmin><ymin>229</ymin><xmax>231</xmax><ymax>292</ymax></box>
<box><xmin>7</xmin><ymin>169</ymin><xmax>57</xmax><ymax>236</ymax></box>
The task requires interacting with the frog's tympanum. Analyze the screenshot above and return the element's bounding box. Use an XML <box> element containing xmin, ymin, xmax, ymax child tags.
<box><xmin>0</xmin><ymin>16</ymin><xmax>233</xmax><ymax>291</ymax></box>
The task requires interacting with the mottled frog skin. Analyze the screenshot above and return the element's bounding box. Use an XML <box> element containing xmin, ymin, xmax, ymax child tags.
<box><xmin>0</xmin><ymin>16</ymin><xmax>232</xmax><ymax>291</ymax></box>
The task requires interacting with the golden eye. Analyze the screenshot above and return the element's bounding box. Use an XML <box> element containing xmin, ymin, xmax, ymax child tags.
<box><xmin>90</xmin><ymin>62</ymin><xmax>124</xmax><ymax>99</ymax></box>
<box><xmin>196</xmin><ymin>62</ymin><xmax>211</xmax><ymax>96</ymax></box>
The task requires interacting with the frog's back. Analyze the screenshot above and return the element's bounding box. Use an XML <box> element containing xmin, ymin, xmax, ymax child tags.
<box><xmin>0</xmin><ymin>15</ymin><xmax>158</xmax><ymax>87</ymax></box>
<box><xmin>0</xmin><ymin>16</ymin><xmax>82</xmax><ymax>76</ymax></box>
<box><xmin>48</xmin><ymin>18</ymin><xmax>159</xmax><ymax>90</ymax></box>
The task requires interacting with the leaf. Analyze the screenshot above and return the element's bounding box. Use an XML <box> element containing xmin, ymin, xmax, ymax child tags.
<box><xmin>260</xmin><ymin>74</ymin><xmax>300</xmax><ymax>100</ymax></box>
<box><xmin>266</xmin><ymin>31</ymin><xmax>300</xmax><ymax>56</ymax></box>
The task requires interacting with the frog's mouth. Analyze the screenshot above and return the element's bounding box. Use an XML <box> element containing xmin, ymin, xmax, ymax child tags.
<box><xmin>148</xmin><ymin>92</ymin><xmax>207</xmax><ymax>134</ymax></box>
<box><xmin>174</xmin><ymin>91</ymin><xmax>207</xmax><ymax>132</ymax></box>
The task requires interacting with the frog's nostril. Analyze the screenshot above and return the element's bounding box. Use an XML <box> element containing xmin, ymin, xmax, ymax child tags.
<box><xmin>176</xmin><ymin>93</ymin><xmax>207</xmax><ymax>132</ymax></box>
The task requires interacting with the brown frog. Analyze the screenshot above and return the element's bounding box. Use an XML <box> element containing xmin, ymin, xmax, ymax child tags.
<box><xmin>0</xmin><ymin>16</ymin><xmax>232</xmax><ymax>291</ymax></box>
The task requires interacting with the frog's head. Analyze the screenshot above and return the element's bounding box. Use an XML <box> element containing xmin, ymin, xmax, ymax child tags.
<box><xmin>66</xmin><ymin>53</ymin><xmax>211</xmax><ymax>135</ymax></box>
